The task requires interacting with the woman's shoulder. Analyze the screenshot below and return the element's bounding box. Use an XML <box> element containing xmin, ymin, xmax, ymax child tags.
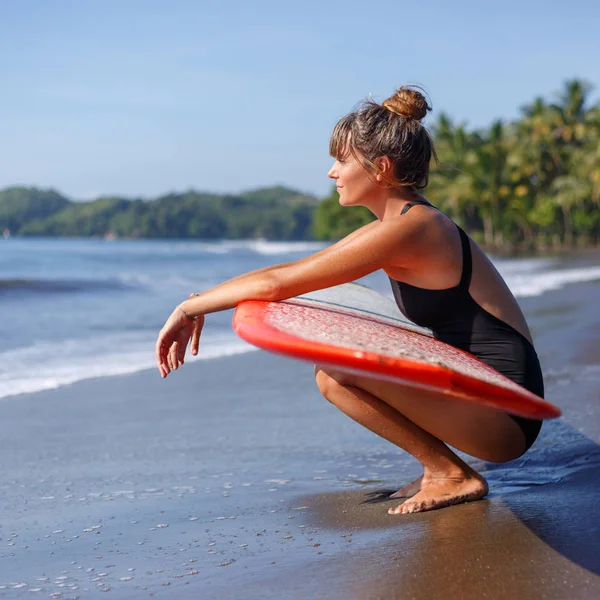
<box><xmin>385</xmin><ymin>202</ymin><xmax>456</xmax><ymax>241</ymax></box>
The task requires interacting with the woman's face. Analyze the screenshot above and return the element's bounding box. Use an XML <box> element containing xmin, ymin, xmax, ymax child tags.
<box><xmin>327</xmin><ymin>149</ymin><xmax>381</xmax><ymax>207</ymax></box>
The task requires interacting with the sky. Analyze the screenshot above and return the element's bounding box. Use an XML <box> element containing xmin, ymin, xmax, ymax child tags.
<box><xmin>1</xmin><ymin>0</ymin><xmax>599</xmax><ymax>200</ymax></box>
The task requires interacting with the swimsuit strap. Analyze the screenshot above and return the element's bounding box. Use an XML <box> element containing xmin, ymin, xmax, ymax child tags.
<box><xmin>400</xmin><ymin>201</ymin><xmax>428</xmax><ymax>215</ymax></box>
<box><xmin>456</xmin><ymin>226</ymin><xmax>473</xmax><ymax>290</ymax></box>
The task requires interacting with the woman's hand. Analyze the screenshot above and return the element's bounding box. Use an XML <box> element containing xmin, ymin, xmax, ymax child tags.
<box><xmin>155</xmin><ymin>307</ymin><xmax>205</xmax><ymax>378</ymax></box>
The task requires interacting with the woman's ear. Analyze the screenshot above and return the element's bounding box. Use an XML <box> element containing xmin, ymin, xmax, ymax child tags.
<box><xmin>374</xmin><ymin>156</ymin><xmax>392</xmax><ymax>183</ymax></box>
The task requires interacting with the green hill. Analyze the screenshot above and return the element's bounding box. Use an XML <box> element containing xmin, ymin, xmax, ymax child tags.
<box><xmin>0</xmin><ymin>187</ymin><xmax>70</xmax><ymax>233</ymax></box>
<box><xmin>0</xmin><ymin>186</ymin><xmax>319</xmax><ymax>240</ymax></box>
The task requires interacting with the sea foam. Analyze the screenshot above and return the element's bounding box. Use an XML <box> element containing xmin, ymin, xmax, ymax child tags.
<box><xmin>502</xmin><ymin>264</ymin><xmax>600</xmax><ymax>298</ymax></box>
<box><xmin>0</xmin><ymin>332</ymin><xmax>255</xmax><ymax>400</ymax></box>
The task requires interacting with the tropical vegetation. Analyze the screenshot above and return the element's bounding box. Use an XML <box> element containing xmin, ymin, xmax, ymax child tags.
<box><xmin>2</xmin><ymin>80</ymin><xmax>598</xmax><ymax>251</ymax></box>
<box><xmin>314</xmin><ymin>79</ymin><xmax>600</xmax><ymax>251</ymax></box>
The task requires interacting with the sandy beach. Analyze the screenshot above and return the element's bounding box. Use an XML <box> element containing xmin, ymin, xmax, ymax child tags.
<box><xmin>1</xmin><ymin>340</ymin><xmax>599</xmax><ymax>599</ymax></box>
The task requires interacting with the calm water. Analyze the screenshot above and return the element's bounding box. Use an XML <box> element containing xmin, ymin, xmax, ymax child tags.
<box><xmin>2</xmin><ymin>237</ymin><xmax>600</xmax><ymax>400</ymax></box>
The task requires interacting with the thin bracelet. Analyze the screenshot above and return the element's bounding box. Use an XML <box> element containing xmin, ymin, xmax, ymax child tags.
<box><xmin>177</xmin><ymin>305</ymin><xmax>196</xmax><ymax>321</ymax></box>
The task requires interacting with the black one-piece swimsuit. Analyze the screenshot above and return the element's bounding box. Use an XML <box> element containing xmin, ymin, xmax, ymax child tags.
<box><xmin>388</xmin><ymin>202</ymin><xmax>543</xmax><ymax>452</ymax></box>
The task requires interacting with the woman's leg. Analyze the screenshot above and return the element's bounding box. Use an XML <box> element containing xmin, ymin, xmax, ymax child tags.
<box><xmin>314</xmin><ymin>366</ymin><xmax>528</xmax><ymax>514</ymax></box>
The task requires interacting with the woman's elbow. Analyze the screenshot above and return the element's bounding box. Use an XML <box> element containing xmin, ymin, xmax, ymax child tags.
<box><xmin>258</xmin><ymin>271</ymin><xmax>286</xmax><ymax>302</ymax></box>
<box><xmin>261</xmin><ymin>268</ymin><xmax>307</xmax><ymax>302</ymax></box>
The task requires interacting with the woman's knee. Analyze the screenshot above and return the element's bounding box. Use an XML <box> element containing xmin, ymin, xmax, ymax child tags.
<box><xmin>314</xmin><ymin>366</ymin><xmax>335</xmax><ymax>398</ymax></box>
<box><xmin>314</xmin><ymin>365</ymin><xmax>351</xmax><ymax>399</ymax></box>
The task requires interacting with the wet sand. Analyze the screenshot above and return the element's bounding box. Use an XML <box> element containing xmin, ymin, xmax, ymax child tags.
<box><xmin>1</xmin><ymin>344</ymin><xmax>599</xmax><ymax>598</ymax></box>
<box><xmin>227</xmin><ymin>446</ymin><xmax>600</xmax><ymax>600</ymax></box>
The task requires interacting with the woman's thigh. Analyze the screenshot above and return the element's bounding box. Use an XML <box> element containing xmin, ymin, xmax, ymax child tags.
<box><xmin>315</xmin><ymin>367</ymin><xmax>527</xmax><ymax>462</ymax></box>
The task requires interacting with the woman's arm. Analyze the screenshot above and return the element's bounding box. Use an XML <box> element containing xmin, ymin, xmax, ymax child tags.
<box><xmin>156</xmin><ymin>217</ymin><xmax>422</xmax><ymax>377</ymax></box>
<box><xmin>178</xmin><ymin>217</ymin><xmax>420</xmax><ymax>318</ymax></box>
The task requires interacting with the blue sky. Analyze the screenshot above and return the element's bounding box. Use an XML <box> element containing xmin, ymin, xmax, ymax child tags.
<box><xmin>1</xmin><ymin>0</ymin><xmax>598</xmax><ymax>200</ymax></box>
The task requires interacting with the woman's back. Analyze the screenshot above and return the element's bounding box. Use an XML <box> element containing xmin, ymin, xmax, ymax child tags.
<box><xmin>383</xmin><ymin>202</ymin><xmax>533</xmax><ymax>346</ymax></box>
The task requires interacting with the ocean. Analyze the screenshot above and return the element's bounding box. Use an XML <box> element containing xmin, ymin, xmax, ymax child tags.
<box><xmin>2</xmin><ymin>237</ymin><xmax>600</xmax><ymax>400</ymax></box>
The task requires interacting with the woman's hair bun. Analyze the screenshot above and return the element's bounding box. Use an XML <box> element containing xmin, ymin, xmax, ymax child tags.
<box><xmin>382</xmin><ymin>86</ymin><xmax>431</xmax><ymax>121</ymax></box>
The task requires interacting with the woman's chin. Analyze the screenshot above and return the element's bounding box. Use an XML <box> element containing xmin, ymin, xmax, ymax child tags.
<box><xmin>340</xmin><ymin>200</ymin><xmax>362</xmax><ymax>208</ymax></box>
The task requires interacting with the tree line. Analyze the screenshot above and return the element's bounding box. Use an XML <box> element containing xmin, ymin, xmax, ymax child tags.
<box><xmin>2</xmin><ymin>80</ymin><xmax>598</xmax><ymax>250</ymax></box>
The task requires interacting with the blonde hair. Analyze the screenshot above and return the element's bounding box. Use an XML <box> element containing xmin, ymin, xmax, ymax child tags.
<box><xmin>329</xmin><ymin>85</ymin><xmax>437</xmax><ymax>189</ymax></box>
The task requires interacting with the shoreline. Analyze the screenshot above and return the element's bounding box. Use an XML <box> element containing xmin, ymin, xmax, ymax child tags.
<box><xmin>4</xmin><ymin>233</ymin><xmax>600</xmax><ymax>257</ymax></box>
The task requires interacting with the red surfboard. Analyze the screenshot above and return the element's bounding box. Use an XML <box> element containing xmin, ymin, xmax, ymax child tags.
<box><xmin>233</xmin><ymin>283</ymin><xmax>561</xmax><ymax>420</ymax></box>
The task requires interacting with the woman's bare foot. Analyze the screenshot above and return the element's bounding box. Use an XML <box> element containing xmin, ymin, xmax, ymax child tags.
<box><xmin>390</xmin><ymin>475</ymin><xmax>423</xmax><ymax>498</ymax></box>
<box><xmin>388</xmin><ymin>472</ymin><xmax>488</xmax><ymax>515</ymax></box>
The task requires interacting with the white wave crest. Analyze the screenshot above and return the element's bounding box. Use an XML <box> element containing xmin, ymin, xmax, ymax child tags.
<box><xmin>503</xmin><ymin>265</ymin><xmax>600</xmax><ymax>298</ymax></box>
<box><xmin>241</xmin><ymin>240</ymin><xmax>328</xmax><ymax>255</ymax></box>
<box><xmin>185</xmin><ymin>239</ymin><xmax>327</xmax><ymax>255</ymax></box>
<box><xmin>0</xmin><ymin>332</ymin><xmax>256</xmax><ymax>400</ymax></box>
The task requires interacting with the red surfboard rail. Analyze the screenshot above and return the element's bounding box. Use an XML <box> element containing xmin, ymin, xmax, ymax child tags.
<box><xmin>233</xmin><ymin>299</ymin><xmax>562</xmax><ymax>420</ymax></box>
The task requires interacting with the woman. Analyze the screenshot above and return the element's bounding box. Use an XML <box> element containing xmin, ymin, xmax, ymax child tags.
<box><xmin>155</xmin><ymin>86</ymin><xmax>544</xmax><ymax>515</ymax></box>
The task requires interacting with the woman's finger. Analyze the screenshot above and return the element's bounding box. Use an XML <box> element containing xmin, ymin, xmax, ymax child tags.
<box><xmin>177</xmin><ymin>337</ymin><xmax>187</xmax><ymax>365</ymax></box>
<box><xmin>191</xmin><ymin>319</ymin><xmax>201</xmax><ymax>355</ymax></box>
<box><xmin>167</xmin><ymin>342</ymin><xmax>174</xmax><ymax>371</ymax></box>
<box><xmin>156</xmin><ymin>335</ymin><xmax>170</xmax><ymax>378</ymax></box>
<box><xmin>169</xmin><ymin>341</ymin><xmax>179</xmax><ymax>370</ymax></box>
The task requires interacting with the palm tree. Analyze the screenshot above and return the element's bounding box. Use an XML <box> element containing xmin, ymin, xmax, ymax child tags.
<box><xmin>550</xmin><ymin>175</ymin><xmax>590</xmax><ymax>247</ymax></box>
<box><xmin>514</xmin><ymin>96</ymin><xmax>563</xmax><ymax>193</ymax></box>
<box><xmin>453</xmin><ymin>121</ymin><xmax>510</xmax><ymax>247</ymax></box>
<box><xmin>429</xmin><ymin>113</ymin><xmax>480</xmax><ymax>228</ymax></box>
<box><xmin>552</xmin><ymin>79</ymin><xmax>592</xmax><ymax>145</ymax></box>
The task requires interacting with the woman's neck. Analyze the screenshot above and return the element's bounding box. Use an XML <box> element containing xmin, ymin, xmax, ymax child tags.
<box><xmin>374</xmin><ymin>188</ymin><xmax>427</xmax><ymax>221</ymax></box>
